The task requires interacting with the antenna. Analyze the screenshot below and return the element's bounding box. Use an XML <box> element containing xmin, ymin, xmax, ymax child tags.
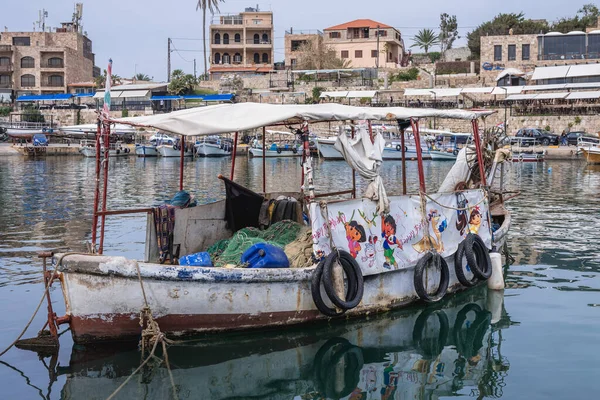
<box><xmin>36</xmin><ymin>9</ymin><xmax>48</xmax><ymax>32</ymax></box>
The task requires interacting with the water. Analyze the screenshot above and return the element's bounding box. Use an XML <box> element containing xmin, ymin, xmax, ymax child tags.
<box><xmin>0</xmin><ymin>156</ymin><xmax>599</xmax><ymax>399</ymax></box>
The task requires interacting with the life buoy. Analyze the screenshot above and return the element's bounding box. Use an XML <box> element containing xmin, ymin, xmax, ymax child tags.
<box><xmin>454</xmin><ymin>240</ymin><xmax>479</xmax><ymax>287</ymax></box>
<box><xmin>173</xmin><ymin>144</ymin><xmax>178</xmax><ymax>150</ymax></box>
<box><xmin>42</xmin><ymin>128</ymin><xmax>47</xmax><ymax>133</ymax></box>
<box><xmin>464</xmin><ymin>233</ymin><xmax>492</xmax><ymax>280</ymax></box>
<box><xmin>413</xmin><ymin>252</ymin><xmax>450</xmax><ymax>303</ymax></box>
<box><xmin>396</xmin><ymin>144</ymin><xmax>402</xmax><ymax>151</ymax></box>
<box><xmin>292</xmin><ymin>146</ymin><xmax>298</xmax><ymax>154</ymax></box>
<box><xmin>322</xmin><ymin>250</ymin><xmax>364</xmax><ymax>310</ymax></box>
<box><xmin>276</xmin><ymin>147</ymin><xmax>282</xmax><ymax>154</ymax></box>
<box><xmin>453</xmin><ymin>148</ymin><xmax>459</xmax><ymax>156</ymax></box>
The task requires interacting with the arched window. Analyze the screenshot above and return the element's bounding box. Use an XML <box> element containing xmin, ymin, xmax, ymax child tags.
<box><xmin>222</xmin><ymin>53</ymin><xmax>230</xmax><ymax>64</ymax></box>
<box><xmin>253</xmin><ymin>53</ymin><xmax>260</xmax><ymax>64</ymax></box>
<box><xmin>262</xmin><ymin>33</ymin><xmax>269</xmax><ymax>43</ymax></box>
<box><xmin>21</xmin><ymin>74</ymin><xmax>35</xmax><ymax>87</ymax></box>
<box><xmin>214</xmin><ymin>33</ymin><xmax>221</xmax><ymax>44</ymax></box>
<box><xmin>253</xmin><ymin>34</ymin><xmax>259</xmax><ymax>44</ymax></box>
<box><xmin>0</xmin><ymin>57</ymin><xmax>10</xmax><ymax>66</ymax></box>
<box><xmin>21</xmin><ymin>56</ymin><xmax>34</xmax><ymax>68</ymax></box>
<box><xmin>262</xmin><ymin>53</ymin><xmax>269</xmax><ymax>63</ymax></box>
<box><xmin>48</xmin><ymin>57</ymin><xmax>63</xmax><ymax>67</ymax></box>
<box><xmin>234</xmin><ymin>33</ymin><xmax>241</xmax><ymax>43</ymax></box>
<box><xmin>214</xmin><ymin>53</ymin><xmax>221</xmax><ymax>64</ymax></box>
<box><xmin>223</xmin><ymin>33</ymin><xmax>229</xmax><ymax>45</ymax></box>
<box><xmin>48</xmin><ymin>74</ymin><xmax>64</xmax><ymax>87</ymax></box>
<box><xmin>233</xmin><ymin>53</ymin><xmax>242</xmax><ymax>63</ymax></box>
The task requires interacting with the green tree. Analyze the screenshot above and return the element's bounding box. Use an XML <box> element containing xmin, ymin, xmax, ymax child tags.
<box><xmin>466</xmin><ymin>13</ymin><xmax>549</xmax><ymax>58</ymax></box>
<box><xmin>94</xmin><ymin>69</ymin><xmax>123</xmax><ymax>88</ymax></box>
<box><xmin>411</xmin><ymin>29</ymin><xmax>440</xmax><ymax>54</ymax></box>
<box><xmin>196</xmin><ymin>0</ymin><xmax>225</xmax><ymax>79</ymax></box>
<box><xmin>439</xmin><ymin>13</ymin><xmax>459</xmax><ymax>54</ymax></box>
<box><xmin>168</xmin><ymin>69</ymin><xmax>198</xmax><ymax>95</ymax></box>
<box><xmin>134</xmin><ymin>73</ymin><xmax>151</xmax><ymax>81</ymax></box>
<box><xmin>551</xmin><ymin>4</ymin><xmax>600</xmax><ymax>33</ymax></box>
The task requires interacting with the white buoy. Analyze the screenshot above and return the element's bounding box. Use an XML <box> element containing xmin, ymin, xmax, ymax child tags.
<box><xmin>487</xmin><ymin>252</ymin><xmax>505</xmax><ymax>290</ymax></box>
<box><xmin>487</xmin><ymin>288</ymin><xmax>504</xmax><ymax>324</ymax></box>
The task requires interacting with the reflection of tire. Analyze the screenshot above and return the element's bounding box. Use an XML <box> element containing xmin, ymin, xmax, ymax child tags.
<box><xmin>314</xmin><ymin>338</ymin><xmax>364</xmax><ymax>399</ymax></box>
<box><xmin>465</xmin><ymin>234</ymin><xmax>492</xmax><ymax>280</ymax></box>
<box><xmin>414</xmin><ymin>252</ymin><xmax>449</xmax><ymax>303</ymax></box>
<box><xmin>412</xmin><ymin>308</ymin><xmax>449</xmax><ymax>359</ymax></box>
<box><xmin>454</xmin><ymin>304</ymin><xmax>490</xmax><ymax>358</ymax></box>
<box><xmin>454</xmin><ymin>241</ymin><xmax>479</xmax><ymax>287</ymax></box>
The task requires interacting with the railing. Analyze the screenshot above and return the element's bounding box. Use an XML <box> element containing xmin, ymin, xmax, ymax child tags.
<box><xmin>44</xmin><ymin>82</ymin><xmax>64</xmax><ymax>87</ymax></box>
<box><xmin>213</xmin><ymin>15</ymin><xmax>243</xmax><ymax>25</ymax></box>
<box><xmin>538</xmin><ymin>52</ymin><xmax>600</xmax><ymax>61</ymax></box>
<box><xmin>0</xmin><ymin>45</ymin><xmax>12</xmax><ymax>52</ymax></box>
<box><xmin>0</xmin><ymin>82</ymin><xmax>12</xmax><ymax>89</ymax></box>
<box><xmin>212</xmin><ymin>40</ymin><xmax>242</xmax><ymax>45</ymax></box>
<box><xmin>285</xmin><ymin>29</ymin><xmax>323</xmax><ymax>35</ymax></box>
<box><xmin>46</xmin><ymin>61</ymin><xmax>64</xmax><ymax>68</ymax></box>
<box><xmin>0</xmin><ymin>64</ymin><xmax>12</xmax><ymax>72</ymax></box>
<box><xmin>246</xmin><ymin>39</ymin><xmax>271</xmax><ymax>45</ymax></box>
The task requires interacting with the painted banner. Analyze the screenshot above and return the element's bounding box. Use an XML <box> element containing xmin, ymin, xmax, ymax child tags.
<box><xmin>102</xmin><ymin>58</ymin><xmax>112</xmax><ymax>117</ymax></box>
<box><xmin>310</xmin><ymin>189</ymin><xmax>492</xmax><ymax>276</ymax></box>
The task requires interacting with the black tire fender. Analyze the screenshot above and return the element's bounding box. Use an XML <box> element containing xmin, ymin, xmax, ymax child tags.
<box><xmin>396</xmin><ymin>144</ymin><xmax>401</xmax><ymax>151</ymax></box>
<box><xmin>413</xmin><ymin>252</ymin><xmax>450</xmax><ymax>303</ymax></box>
<box><xmin>464</xmin><ymin>233</ymin><xmax>492</xmax><ymax>280</ymax></box>
<box><xmin>276</xmin><ymin>147</ymin><xmax>282</xmax><ymax>154</ymax></box>
<box><xmin>453</xmin><ymin>148</ymin><xmax>459</xmax><ymax>156</ymax></box>
<box><xmin>322</xmin><ymin>250</ymin><xmax>364</xmax><ymax>310</ymax></box>
<box><xmin>454</xmin><ymin>240</ymin><xmax>479</xmax><ymax>287</ymax></box>
<box><xmin>310</xmin><ymin>259</ymin><xmax>346</xmax><ymax>317</ymax></box>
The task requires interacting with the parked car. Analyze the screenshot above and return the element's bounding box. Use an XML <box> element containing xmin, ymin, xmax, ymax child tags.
<box><xmin>511</xmin><ymin>128</ymin><xmax>560</xmax><ymax>146</ymax></box>
<box><xmin>32</xmin><ymin>133</ymin><xmax>48</xmax><ymax>147</ymax></box>
<box><xmin>565</xmin><ymin>131</ymin><xmax>600</xmax><ymax>146</ymax></box>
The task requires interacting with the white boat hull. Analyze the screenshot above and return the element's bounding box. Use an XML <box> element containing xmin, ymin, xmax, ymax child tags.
<box><xmin>79</xmin><ymin>146</ymin><xmax>131</xmax><ymax>157</ymax></box>
<box><xmin>249</xmin><ymin>147</ymin><xmax>301</xmax><ymax>157</ymax></box>
<box><xmin>429</xmin><ymin>150</ymin><xmax>458</xmax><ymax>161</ymax></box>
<box><xmin>195</xmin><ymin>143</ymin><xmax>232</xmax><ymax>157</ymax></box>
<box><xmin>135</xmin><ymin>144</ymin><xmax>158</xmax><ymax>157</ymax></box>
<box><xmin>6</xmin><ymin>127</ymin><xmax>47</xmax><ymax>137</ymax></box>
<box><xmin>157</xmin><ymin>145</ymin><xmax>192</xmax><ymax>157</ymax></box>
<box><xmin>318</xmin><ymin>140</ymin><xmax>431</xmax><ymax>160</ymax></box>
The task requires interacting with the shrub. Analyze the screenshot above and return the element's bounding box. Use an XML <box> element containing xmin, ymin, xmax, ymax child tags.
<box><xmin>312</xmin><ymin>86</ymin><xmax>325</xmax><ymax>102</ymax></box>
<box><xmin>392</xmin><ymin>67</ymin><xmax>420</xmax><ymax>82</ymax></box>
<box><xmin>0</xmin><ymin>106</ymin><xmax>11</xmax><ymax>117</ymax></box>
<box><xmin>544</xmin><ymin>125</ymin><xmax>551</xmax><ymax>132</ymax></box>
<box><xmin>574</xmin><ymin>116</ymin><xmax>582</xmax><ymax>125</ymax></box>
<box><xmin>121</xmin><ymin>109</ymin><xmax>129</xmax><ymax>118</ymax></box>
<box><xmin>22</xmin><ymin>104</ymin><xmax>44</xmax><ymax>123</ymax></box>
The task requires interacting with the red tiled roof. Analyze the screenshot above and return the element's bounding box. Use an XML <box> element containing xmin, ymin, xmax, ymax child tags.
<box><xmin>67</xmin><ymin>82</ymin><xmax>97</xmax><ymax>87</ymax></box>
<box><xmin>324</xmin><ymin>19</ymin><xmax>392</xmax><ymax>31</ymax></box>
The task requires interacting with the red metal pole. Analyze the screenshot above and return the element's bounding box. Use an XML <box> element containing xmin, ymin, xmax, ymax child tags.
<box><xmin>179</xmin><ymin>135</ymin><xmax>185</xmax><ymax>191</ymax></box>
<box><xmin>400</xmin><ymin>127</ymin><xmax>407</xmax><ymax>195</ymax></box>
<box><xmin>367</xmin><ymin>120</ymin><xmax>374</xmax><ymax>144</ymax></box>
<box><xmin>98</xmin><ymin>123</ymin><xmax>111</xmax><ymax>254</ymax></box>
<box><xmin>230</xmin><ymin>131</ymin><xmax>238</xmax><ymax>181</ymax></box>
<box><xmin>410</xmin><ymin>118</ymin><xmax>427</xmax><ymax>193</ymax></box>
<box><xmin>471</xmin><ymin>119</ymin><xmax>487</xmax><ymax>186</ymax></box>
<box><xmin>91</xmin><ymin>119</ymin><xmax>102</xmax><ymax>250</ymax></box>
<box><xmin>262</xmin><ymin>127</ymin><xmax>266</xmax><ymax>193</ymax></box>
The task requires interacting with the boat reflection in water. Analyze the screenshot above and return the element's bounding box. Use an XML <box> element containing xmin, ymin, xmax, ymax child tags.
<box><xmin>44</xmin><ymin>287</ymin><xmax>515</xmax><ymax>400</ymax></box>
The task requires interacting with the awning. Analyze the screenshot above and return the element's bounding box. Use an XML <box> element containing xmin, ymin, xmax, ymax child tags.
<box><xmin>461</xmin><ymin>87</ymin><xmax>494</xmax><ymax>94</ymax></box>
<box><xmin>491</xmin><ymin>86</ymin><xmax>524</xmax><ymax>95</ymax></box>
<box><xmin>496</xmin><ymin>68</ymin><xmax>525</xmax><ymax>82</ymax></box>
<box><xmin>74</xmin><ymin>93</ymin><xmax>95</xmax><ymax>98</ymax></box>
<box><xmin>346</xmin><ymin>90</ymin><xmax>377</xmax><ymax>98</ymax></box>
<box><xmin>94</xmin><ymin>91</ymin><xmax>121</xmax><ymax>99</ymax></box>
<box><xmin>403</xmin><ymin>88</ymin><xmax>435</xmax><ymax>96</ymax></box>
<box><xmin>119</xmin><ymin>90</ymin><xmax>150</xmax><ymax>98</ymax></box>
<box><xmin>566</xmin><ymin>63</ymin><xmax>600</xmax><ymax>78</ymax></box>
<box><xmin>531</xmin><ymin>65</ymin><xmax>570</xmax><ymax>81</ymax></box>
<box><xmin>566</xmin><ymin>91</ymin><xmax>600</xmax><ymax>100</ymax></box>
<box><xmin>506</xmin><ymin>94</ymin><xmax>538</xmax><ymax>101</ymax></box>
<box><xmin>182</xmin><ymin>94</ymin><xmax>234</xmax><ymax>102</ymax></box>
<box><xmin>320</xmin><ymin>91</ymin><xmax>349</xmax><ymax>98</ymax></box>
<box><xmin>534</xmin><ymin>92</ymin><xmax>569</xmax><ymax>100</ymax></box>
<box><xmin>431</xmin><ymin>88</ymin><xmax>462</xmax><ymax>97</ymax></box>
<box><xmin>151</xmin><ymin>95</ymin><xmax>182</xmax><ymax>101</ymax></box>
<box><xmin>17</xmin><ymin>93</ymin><xmax>73</xmax><ymax>101</ymax></box>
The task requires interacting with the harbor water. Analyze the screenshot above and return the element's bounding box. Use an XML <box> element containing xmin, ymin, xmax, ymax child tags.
<box><xmin>0</xmin><ymin>156</ymin><xmax>599</xmax><ymax>399</ymax></box>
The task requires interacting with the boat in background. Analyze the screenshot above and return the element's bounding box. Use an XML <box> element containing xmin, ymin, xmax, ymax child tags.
<box><xmin>79</xmin><ymin>140</ymin><xmax>131</xmax><ymax>157</ymax></box>
<box><xmin>195</xmin><ymin>136</ymin><xmax>233</xmax><ymax>157</ymax></box>
<box><xmin>135</xmin><ymin>143</ymin><xmax>158</xmax><ymax>157</ymax></box>
<box><xmin>249</xmin><ymin>130</ymin><xmax>302</xmax><ymax>157</ymax></box>
<box><xmin>582</xmin><ymin>145</ymin><xmax>600</xmax><ymax>164</ymax></box>
<box><xmin>157</xmin><ymin>138</ymin><xmax>193</xmax><ymax>157</ymax></box>
<box><xmin>429</xmin><ymin>132</ymin><xmax>471</xmax><ymax>161</ymax></box>
<box><xmin>512</xmin><ymin>149</ymin><xmax>545</xmax><ymax>162</ymax></box>
<box><xmin>59</xmin><ymin>123</ymin><xmax>137</xmax><ymax>139</ymax></box>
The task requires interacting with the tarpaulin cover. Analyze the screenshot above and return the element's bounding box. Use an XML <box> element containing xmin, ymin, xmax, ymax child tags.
<box><xmin>221</xmin><ymin>176</ymin><xmax>264</xmax><ymax>232</ymax></box>
<box><xmin>310</xmin><ymin>189</ymin><xmax>491</xmax><ymax>276</ymax></box>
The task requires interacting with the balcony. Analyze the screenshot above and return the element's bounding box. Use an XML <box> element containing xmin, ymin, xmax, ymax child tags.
<box><xmin>246</xmin><ymin>39</ymin><xmax>272</xmax><ymax>47</ymax></box>
<box><xmin>0</xmin><ymin>64</ymin><xmax>12</xmax><ymax>72</ymax></box>
<box><xmin>0</xmin><ymin>45</ymin><xmax>12</xmax><ymax>52</ymax></box>
<box><xmin>212</xmin><ymin>41</ymin><xmax>244</xmax><ymax>48</ymax></box>
<box><xmin>0</xmin><ymin>82</ymin><xmax>12</xmax><ymax>89</ymax></box>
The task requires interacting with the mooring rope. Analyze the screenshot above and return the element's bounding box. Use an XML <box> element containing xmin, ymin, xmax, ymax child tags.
<box><xmin>421</xmin><ymin>191</ymin><xmax>488</xmax><ymax>212</ymax></box>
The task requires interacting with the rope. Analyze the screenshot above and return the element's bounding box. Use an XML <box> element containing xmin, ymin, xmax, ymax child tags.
<box><xmin>421</xmin><ymin>191</ymin><xmax>488</xmax><ymax>212</ymax></box>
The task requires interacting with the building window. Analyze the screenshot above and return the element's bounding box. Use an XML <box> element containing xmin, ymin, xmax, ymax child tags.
<box><xmin>262</xmin><ymin>53</ymin><xmax>269</xmax><ymax>63</ymax></box>
<box><xmin>329</xmin><ymin>32</ymin><xmax>340</xmax><ymax>39</ymax></box>
<box><xmin>214</xmin><ymin>33</ymin><xmax>220</xmax><ymax>44</ymax></box>
<box><xmin>254</xmin><ymin>34</ymin><xmax>260</xmax><ymax>44</ymax></box>
<box><xmin>291</xmin><ymin>40</ymin><xmax>307</xmax><ymax>51</ymax></box>
<box><xmin>494</xmin><ymin>45</ymin><xmax>502</xmax><ymax>61</ymax></box>
<box><xmin>0</xmin><ymin>57</ymin><xmax>9</xmax><ymax>66</ymax></box>
<box><xmin>13</xmin><ymin>37</ymin><xmax>30</xmax><ymax>46</ymax></box>
<box><xmin>355</xmin><ymin>50</ymin><xmax>363</xmax><ymax>58</ymax></box>
<box><xmin>341</xmin><ymin>50</ymin><xmax>349</xmax><ymax>59</ymax></box>
<box><xmin>291</xmin><ymin>58</ymin><xmax>297</xmax><ymax>66</ymax></box>
<box><xmin>222</xmin><ymin>53</ymin><xmax>230</xmax><ymax>64</ymax></box>
<box><xmin>252</xmin><ymin>19</ymin><xmax>261</xmax><ymax>25</ymax></box>
<box><xmin>234</xmin><ymin>33</ymin><xmax>241</xmax><ymax>43</ymax></box>
<box><xmin>508</xmin><ymin>45</ymin><xmax>516</xmax><ymax>61</ymax></box>
<box><xmin>233</xmin><ymin>53</ymin><xmax>242</xmax><ymax>63</ymax></box>
<box><xmin>0</xmin><ymin>75</ymin><xmax>10</xmax><ymax>87</ymax></box>
<box><xmin>21</xmin><ymin>74</ymin><xmax>35</xmax><ymax>87</ymax></box>
<box><xmin>214</xmin><ymin>53</ymin><xmax>221</xmax><ymax>64</ymax></box>
<box><xmin>377</xmin><ymin>30</ymin><xmax>387</xmax><ymax>37</ymax></box>
<box><xmin>21</xmin><ymin>56</ymin><xmax>34</xmax><ymax>68</ymax></box>
<box><xmin>223</xmin><ymin>33</ymin><xmax>229</xmax><ymax>45</ymax></box>
<box><xmin>48</xmin><ymin>57</ymin><xmax>64</xmax><ymax>67</ymax></box>
<box><xmin>253</xmin><ymin>53</ymin><xmax>260</xmax><ymax>63</ymax></box>
<box><xmin>262</xmin><ymin>34</ymin><xmax>269</xmax><ymax>44</ymax></box>
<box><xmin>371</xmin><ymin>50</ymin><xmax>378</xmax><ymax>58</ymax></box>
<box><xmin>48</xmin><ymin>75</ymin><xmax>63</xmax><ymax>87</ymax></box>
<box><xmin>522</xmin><ymin>44</ymin><xmax>530</xmax><ymax>60</ymax></box>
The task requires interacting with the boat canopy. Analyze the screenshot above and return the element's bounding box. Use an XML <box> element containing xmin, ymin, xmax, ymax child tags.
<box><xmin>114</xmin><ymin>103</ymin><xmax>493</xmax><ymax>137</ymax></box>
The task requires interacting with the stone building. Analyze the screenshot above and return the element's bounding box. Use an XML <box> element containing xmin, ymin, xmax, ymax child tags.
<box><xmin>0</xmin><ymin>21</ymin><xmax>96</xmax><ymax>101</ymax></box>
<box><xmin>284</xmin><ymin>30</ymin><xmax>323</xmax><ymax>69</ymax></box>
<box><xmin>322</xmin><ymin>19</ymin><xmax>408</xmax><ymax>69</ymax></box>
<box><xmin>209</xmin><ymin>6</ymin><xmax>274</xmax><ymax>78</ymax></box>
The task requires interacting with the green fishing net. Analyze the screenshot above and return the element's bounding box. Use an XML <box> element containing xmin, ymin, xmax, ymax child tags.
<box><xmin>207</xmin><ymin>220</ymin><xmax>303</xmax><ymax>267</ymax></box>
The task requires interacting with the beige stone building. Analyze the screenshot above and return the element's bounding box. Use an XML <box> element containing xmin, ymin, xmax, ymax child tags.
<box><xmin>209</xmin><ymin>6</ymin><xmax>274</xmax><ymax>78</ymax></box>
<box><xmin>284</xmin><ymin>30</ymin><xmax>323</xmax><ymax>69</ymax></box>
<box><xmin>0</xmin><ymin>22</ymin><xmax>95</xmax><ymax>100</ymax></box>
<box><xmin>322</xmin><ymin>19</ymin><xmax>407</xmax><ymax>69</ymax></box>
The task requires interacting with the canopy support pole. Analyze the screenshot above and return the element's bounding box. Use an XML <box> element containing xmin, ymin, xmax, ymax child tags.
<box><xmin>300</xmin><ymin>122</ymin><xmax>314</xmax><ymax>200</ymax></box>
<box><xmin>262</xmin><ymin>127</ymin><xmax>266</xmax><ymax>193</ymax></box>
<box><xmin>230</xmin><ymin>131</ymin><xmax>238</xmax><ymax>181</ymax></box>
<box><xmin>351</xmin><ymin>122</ymin><xmax>356</xmax><ymax>198</ymax></box>
<box><xmin>400</xmin><ymin>126</ymin><xmax>407</xmax><ymax>195</ymax></box>
<box><xmin>471</xmin><ymin>119</ymin><xmax>487</xmax><ymax>186</ymax></box>
<box><xmin>179</xmin><ymin>135</ymin><xmax>185</xmax><ymax>191</ymax></box>
<box><xmin>90</xmin><ymin>119</ymin><xmax>101</xmax><ymax>251</ymax></box>
<box><xmin>410</xmin><ymin>118</ymin><xmax>426</xmax><ymax>193</ymax></box>
<box><xmin>98</xmin><ymin>123</ymin><xmax>111</xmax><ymax>254</ymax></box>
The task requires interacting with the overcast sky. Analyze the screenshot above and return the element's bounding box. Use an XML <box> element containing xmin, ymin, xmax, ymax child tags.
<box><xmin>2</xmin><ymin>0</ymin><xmax>592</xmax><ymax>81</ymax></box>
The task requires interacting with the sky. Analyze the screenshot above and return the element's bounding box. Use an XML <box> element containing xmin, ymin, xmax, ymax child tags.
<box><xmin>1</xmin><ymin>0</ymin><xmax>592</xmax><ymax>81</ymax></box>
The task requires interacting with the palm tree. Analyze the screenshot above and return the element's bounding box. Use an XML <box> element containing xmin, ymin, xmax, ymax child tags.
<box><xmin>411</xmin><ymin>29</ymin><xmax>440</xmax><ymax>54</ymax></box>
<box><xmin>196</xmin><ymin>0</ymin><xmax>224</xmax><ymax>80</ymax></box>
<box><xmin>134</xmin><ymin>73</ymin><xmax>151</xmax><ymax>81</ymax></box>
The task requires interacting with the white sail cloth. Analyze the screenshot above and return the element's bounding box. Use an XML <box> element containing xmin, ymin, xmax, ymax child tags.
<box><xmin>334</xmin><ymin>127</ymin><xmax>389</xmax><ymax>214</ymax></box>
<box><xmin>437</xmin><ymin>147</ymin><xmax>477</xmax><ymax>193</ymax></box>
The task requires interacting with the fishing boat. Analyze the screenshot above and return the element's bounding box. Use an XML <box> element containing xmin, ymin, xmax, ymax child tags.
<box><xmin>78</xmin><ymin>139</ymin><xmax>131</xmax><ymax>157</ymax></box>
<box><xmin>429</xmin><ymin>132</ymin><xmax>471</xmax><ymax>161</ymax></box>
<box><xmin>248</xmin><ymin>129</ymin><xmax>302</xmax><ymax>157</ymax></box>
<box><xmin>157</xmin><ymin>138</ymin><xmax>193</xmax><ymax>157</ymax></box>
<box><xmin>40</xmin><ymin>103</ymin><xmax>511</xmax><ymax>344</ymax></box>
<box><xmin>60</xmin><ymin>123</ymin><xmax>137</xmax><ymax>139</ymax></box>
<box><xmin>581</xmin><ymin>145</ymin><xmax>600</xmax><ymax>164</ymax></box>
<box><xmin>194</xmin><ymin>135</ymin><xmax>233</xmax><ymax>157</ymax></box>
<box><xmin>512</xmin><ymin>149</ymin><xmax>545</xmax><ymax>162</ymax></box>
<box><xmin>134</xmin><ymin>143</ymin><xmax>158</xmax><ymax>157</ymax></box>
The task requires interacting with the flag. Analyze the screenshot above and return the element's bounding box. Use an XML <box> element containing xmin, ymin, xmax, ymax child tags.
<box><xmin>102</xmin><ymin>58</ymin><xmax>112</xmax><ymax>118</ymax></box>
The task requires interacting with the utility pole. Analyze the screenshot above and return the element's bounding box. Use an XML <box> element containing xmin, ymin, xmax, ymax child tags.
<box><xmin>376</xmin><ymin>25</ymin><xmax>380</xmax><ymax>70</ymax></box>
<box><xmin>194</xmin><ymin>59</ymin><xmax>197</xmax><ymax>80</ymax></box>
<box><xmin>167</xmin><ymin>38</ymin><xmax>171</xmax><ymax>82</ymax></box>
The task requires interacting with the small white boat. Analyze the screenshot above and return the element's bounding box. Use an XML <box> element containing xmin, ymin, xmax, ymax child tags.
<box><xmin>135</xmin><ymin>144</ymin><xmax>158</xmax><ymax>157</ymax></box>
<box><xmin>157</xmin><ymin>142</ymin><xmax>193</xmax><ymax>157</ymax></box>
<box><xmin>512</xmin><ymin>150</ymin><xmax>544</xmax><ymax>162</ymax></box>
<box><xmin>194</xmin><ymin>136</ymin><xmax>233</xmax><ymax>157</ymax></box>
<box><xmin>429</xmin><ymin>132</ymin><xmax>471</xmax><ymax>161</ymax></box>
<box><xmin>317</xmin><ymin>137</ymin><xmax>431</xmax><ymax>160</ymax></box>
<box><xmin>79</xmin><ymin>140</ymin><xmax>131</xmax><ymax>157</ymax></box>
<box><xmin>60</xmin><ymin>123</ymin><xmax>137</xmax><ymax>138</ymax></box>
<box><xmin>249</xmin><ymin>143</ymin><xmax>302</xmax><ymax>157</ymax></box>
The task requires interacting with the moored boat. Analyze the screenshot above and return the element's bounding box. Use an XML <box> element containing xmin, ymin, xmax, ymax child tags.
<box><xmin>134</xmin><ymin>144</ymin><xmax>158</xmax><ymax>157</ymax></box>
<box><xmin>78</xmin><ymin>139</ymin><xmax>131</xmax><ymax>157</ymax></box>
<box><xmin>512</xmin><ymin>149</ymin><xmax>545</xmax><ymax>162</ymax></box>
<box><xmin>42</xmin><ymin>103</ymin><xmax>512</xmax><ymax>344</ymax></box>
<box><xmin>157</xmin><ymin>139</ymin><xmax>193</xmax><ymax>157</ymax></box>
<box><xmin>429</xmin><ymin>132</ymin><xmax>471</xmax><ymax>161</ymax></box>
<box><xmin>194</xmin><ymin>136</ymin><xmax>233</xmax><ymax>157</ymax></box>
<box><xmin>582</xmin><ymin>146</ymin><xmax>600</xmax><ymax>164</ymax></box>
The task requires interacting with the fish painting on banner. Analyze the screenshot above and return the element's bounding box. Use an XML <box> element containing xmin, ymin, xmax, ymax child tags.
<box><xmin>310</xmin><ymin>189</ymin><xmax>492</xmax><ymax>276</ymax></box>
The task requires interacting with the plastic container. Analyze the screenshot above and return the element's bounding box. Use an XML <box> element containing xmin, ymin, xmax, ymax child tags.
<box><xmin>241</xmin><ymin>243</ymin><xmax>289</xmax><ymax>268</ymax></box>
<box><xmin>179</xmin><ymin>252</ymin><xmax>213</xmax><ymax>267</ymax></box>
<box><xmin>487</xmin><ymin>252</ymin><xmax>505</xmax><ymax>290</ymax></box>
